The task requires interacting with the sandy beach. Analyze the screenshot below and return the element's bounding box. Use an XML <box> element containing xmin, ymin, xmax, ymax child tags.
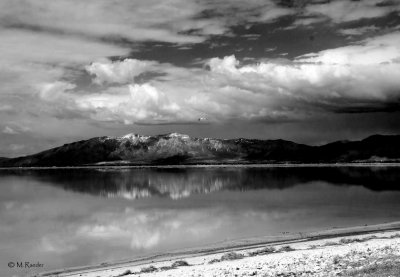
<box><xmin>39</xmin><ymin>222</ymin><xmax>400</xmax><ymax>277</ymax></box>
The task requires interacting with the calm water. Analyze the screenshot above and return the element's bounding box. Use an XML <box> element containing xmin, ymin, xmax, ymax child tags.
<box><xmin>1</xmin><ymin>166</ymin><xmax>400</xmax><ymax>276</ymax></box>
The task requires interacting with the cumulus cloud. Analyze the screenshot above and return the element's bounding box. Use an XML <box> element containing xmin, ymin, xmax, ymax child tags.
<box><xmin>297</xmin><ymin>32</ymin><xmax>400</xmax><ymax>65</ymax></box>
<box><xmin>35</xmin><ymin>31</ymin><xmax>400</xmax><ymax>125</ymax></box>
<box><xmin>0</xmin><ymin>29</ymin><xmax>130</xmax><ymax>117</ymax></box>
<box><xmin>3</xmin><ymin>0</ymin><xmax>400</xmax><ymax>133</ymax></box>
<box><xmin>5</xmin><ymin>0</ymin><xmax>398</xmax><ymax>129</ymax></box>
<box><xmin>86</xmin><ymin>59</ymin><xmax>159</xmax><ymax>85</ymax></box>
<box><xmin>201</xmin><ymin>33</ymin><xmax>400</xmax><ymax>115</ymax></box>
<box><xmin>37</xmin><ymin>81</ymin><xmax>186</xmax><ymax>124</ymax></box>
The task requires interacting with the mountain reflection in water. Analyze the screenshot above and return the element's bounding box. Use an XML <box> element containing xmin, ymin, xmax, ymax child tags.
<box><xmin>2</xmin><ymin>166</ymin><xmax>399</xmax><ymax>200</ymax></box>
<box><xmin>1</xmin><ymin>166</ymin><xmax>400</xmax><ymax>276</ymax></box>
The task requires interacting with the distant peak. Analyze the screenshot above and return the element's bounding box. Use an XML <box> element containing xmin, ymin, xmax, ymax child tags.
<box><xmin>165</xmin><ymin>132</ymin><xmax>190</xmax><ymax>139</ymax></box>
<box><xmin>121</xmin><ymin>133</ymin><xmax>140</xmax><ymax>139</ymax></box>
<box><xmin>120</xmin><ymin>133</ymin><xmax>151</xmax><ymax>141</ymax></box>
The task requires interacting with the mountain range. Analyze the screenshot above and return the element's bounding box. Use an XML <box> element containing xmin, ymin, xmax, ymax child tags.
<box><xmin>0</xmin><ymin>133</ymin><xmax>399</xmax><ymax>167</ymax></box>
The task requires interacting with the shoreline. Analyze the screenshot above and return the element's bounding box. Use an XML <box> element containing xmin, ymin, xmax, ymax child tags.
<box><xmin>39</xmin><ymin>221</ymin><xmax>400</xmax><ymax>277</ymax></box>
<box><xmin>1</xmin><ymin>162</ymin><xmax>400</xmax><ymax>170</ymax></box>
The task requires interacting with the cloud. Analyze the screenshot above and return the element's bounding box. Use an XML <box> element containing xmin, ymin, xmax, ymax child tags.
<box><xmin>254</xmin><ymin>4</ymin><xmax>295</xmax><ymax>22</ymax></box>
<box><xmin>2</xmin><ymin>126</ymin><xmax>18</xmax><ymax>135</ymax></box>
<box><xmin>37</xmin><ymin>82</ymin><xmax>185</xmax><ymax>124</ymax></box>
<box><xmin>287</xmin><ymin>17</ymin><xmax>328</xmax><ymax>29</ymax></box>
<box><xmin>35</xmin><ymin>31</ymin><xmax>400</xmax><ymax>125</ymax></box>
<box><xmin>197</xmin><ymin>0</ymin><xmax>295</xmax><ymax>29</ymax></box>
<box><xmin>0</xmin><ymin>0</ymin><xmax>298</xmax><ymax>156</ymax></box>
<box><xmin>297</xmin><ymin>32</ymin><xmax>400</xmax><ymax>65</ymax></box>
<box><xmin>40</xmin><ymin>237</ymin><xmax>77</xmax><ymax>254</ymax></box>
<box><xmin>0</xmin><ymin>29</ymin><xmax>131</xmax><ymax>116</ymax></box>
<box><xmin>39</xmin><ymin>81</ymin><xmax>76</xmax><ymax>101</ymax></box>
<box><xmin>86</xmin><ymin>59</ymin><xmax>159</xmax><ymax>85</ymax></box>
<box><xmin>9</xmin><ymin>144</ymin><xmax>25</xmax><ymax>152</ymax></box>
<box><xmin>0</xmin><ymin>0</ymin><xmax>204</xmax><ymax>44</ymax></box>
<box><xmin>0</xmin><ymin>0</ymin><xmax>295</xmax><ymax>46</ymax></box>
<box><xmin>200</xmin><ymin>34</ymin><xmax>400</xmax><ymax>116</ymax></box>
<box><xmin>7</xmin><ymin>0</ymin><xmax>398</xmax><ymax>129</ymax></box>
<box><xmin>0</xmin><ymin>0</ymin><xmax>300</xmax><ymax>50</ymax></box>
<box><xmin>1</xmin><ymin>124</ymin><xmax>30</xmax><ymax>136</ymax></box>
<box><xmin>0</xmin><ymin>29</ymin><xmax>129</xmax><ymax>66</ymax></box>
<box><xmin>305</xmin><ymin>0</ymin><xmax>400</xmax><ymax>23</ymax></box>
<box><xmin>283</xmin><ymin>1</ymin><xmax>400</xmax><ymax>30</ymax></box>
<box><xmin>0</xmin><ymin>27</ymin><xmax>131</xmax><ymax>155</ymax></box>
<box><xmin>338</xmin><ymin>26</ymin><xmax>380</xmax><ymax>36</ymax></box>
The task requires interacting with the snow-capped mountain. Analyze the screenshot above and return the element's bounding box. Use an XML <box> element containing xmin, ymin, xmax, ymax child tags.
<box><xmin>0</xmin><ymin>133</ymin><xmax>399</xmax><ymax>167</ymax></box>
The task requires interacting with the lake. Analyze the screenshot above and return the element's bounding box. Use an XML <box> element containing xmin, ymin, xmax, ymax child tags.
<box><xmin>1</xmin><ymin>166</ymin><xmax>400</xmax><ymax>276</ymax></box>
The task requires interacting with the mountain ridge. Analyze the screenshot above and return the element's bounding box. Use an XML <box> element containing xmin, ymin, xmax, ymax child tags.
<box><xmin>0</xmin><ymin>133</ymin><xmax>399</xmax><ymax>167</ymax></box>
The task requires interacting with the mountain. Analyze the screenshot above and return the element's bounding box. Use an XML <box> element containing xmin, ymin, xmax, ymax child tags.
<box><xmin>0</xmin><ymin>133</ymin><xmax>399</xmax><ymax>167</ymax></box>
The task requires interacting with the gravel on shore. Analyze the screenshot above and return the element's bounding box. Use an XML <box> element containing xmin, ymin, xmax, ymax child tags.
<box><xmin>45</xmin><ymin>230</ymin><xmax>400</xmax><ymax>277</ymax></box>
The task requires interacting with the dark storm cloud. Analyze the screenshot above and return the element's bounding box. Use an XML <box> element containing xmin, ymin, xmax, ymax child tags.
<box><xmin>333</xmin><ymin>102</ymin><xmax>400</xmax><ymax>114</ymax></box>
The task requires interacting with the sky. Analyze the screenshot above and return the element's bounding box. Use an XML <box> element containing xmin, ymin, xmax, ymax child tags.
<box><xmin>1</xmin><ymin>0</ymin><xmax>400</xmax><ymax>157</ymax></box>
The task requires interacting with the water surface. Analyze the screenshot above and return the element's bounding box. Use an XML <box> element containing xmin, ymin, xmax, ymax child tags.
<box><xmin>1</xmin><ymin>166</ymin><xmax>400</xmax><ymax>276</ymax></box>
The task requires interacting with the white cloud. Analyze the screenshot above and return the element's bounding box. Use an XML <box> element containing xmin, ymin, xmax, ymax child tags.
<box><xmin>0</xmin><ymin>28</ymin><xmax>130</xmax><ymax>113</ymax></box>
<box><xmin>0</xmin><ymin>29</ymin><xmax>129</xmax><ymax>66</ymax></box>
<box><xmin>39</xmin><ymin>81</ymin><xmax>76</xmax><ymax>101</ymax></box>
<box><xmin>0</xmin><ymin>28</ymin><xmax>131</xmax><ymax>147</ymax></box>
<box><xmin>338</xmin><ymin>26</ymin><xmax>379</xmax><ymax>36</ymax></box>
<box><xmin>297</xmin><ymin>32</ymin><xmax>400</xmax><ymax>65</ymax></box>
<box><xmin>1</xmin><ymin>124</ymin><xmax>30</xmax><ymax>136</ymax></box>
<box><xmin>2</xmin><ymin>126</ymin><xmax>18</xmax><ymax>135</ymax></box>
<box><xmin>0</xmin><ymin>0</ymin><xmax>300</xmax><ymax>100</ymax></box>
<box><xmin>288</xmin><ymin>17</ymin><xmax>328</xmax><ymax>29</ymax></box>
<box><xmin>201</xmin><ymin>33</ymin><xmax>400</xmax><ymax>115</ymax></box>
<box><xmin>86</xmin><ymin>59</ymin><xmax>159</xmax><ymax>85</ymax></box>
<box><xmin>35</xmin><ymin>31</ymin><xmax>400</xmax><ymax>124</ymax></box>
<box><xmin>305</xmin><ymin>0</ymin><xmax>400</xmax><ymax>23</ymax></box>
<box><xmin>255</xmin><ymin>5</ymin><xmax>294</xmax><ymax>22</ymax></box>
<box><xmin>201</xmin><ymin>0</ymin><xmax>294</xmax><ymax>24</ymax></box>
<box><xmin>37</xmin><ymin>82</ymin><xmax>185</xmax><ymax>124</ymax></box>
<box><xmin>0</xmin><ymin>0</ymin><xmax>294</xmax><ymax>45</ymax></box>
<box><xmin>0</xmin><ymin>0</ymin><xmax>204</xmax><ymax>44</ymax></box>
